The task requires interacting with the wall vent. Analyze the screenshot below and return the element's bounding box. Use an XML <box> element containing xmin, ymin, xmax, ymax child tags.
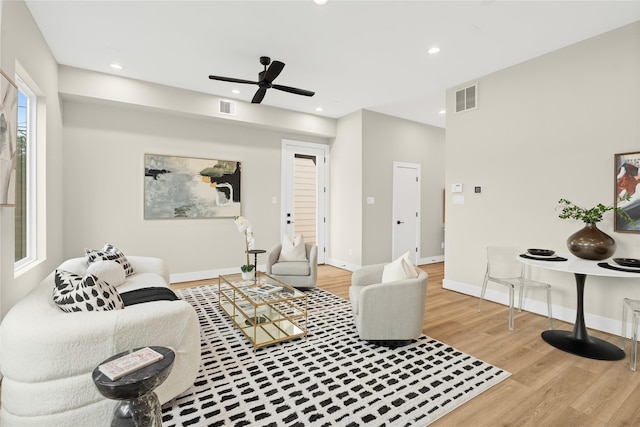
<box><xmin>455</xmin><ymin>84</ymin><xmax>477</xmax><ymax>113</ymax></box>
<box><xmin>219</xmin><ymin>99</ymin><xmax>236</xmax><ymax>116</ymax></box>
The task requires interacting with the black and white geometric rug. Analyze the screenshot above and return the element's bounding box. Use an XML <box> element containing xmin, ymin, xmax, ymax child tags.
<box><xmin>161</xmin><ymin>285</ymin><xmax>510</xmax><ymax>426</ymax></box>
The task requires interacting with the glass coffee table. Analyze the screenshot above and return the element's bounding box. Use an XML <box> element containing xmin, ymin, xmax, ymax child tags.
<box><xmin>218</xmin><ymin>272</ymin><xmax>308</xmax><ymax>351</ymax></box>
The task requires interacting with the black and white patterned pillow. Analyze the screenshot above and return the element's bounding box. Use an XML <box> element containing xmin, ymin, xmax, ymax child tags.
<box><xmin>53</xmin><ymin>269</ymin><xmax>124</xmax><ymax>313</ymax></box>
<box><xmin>85</xmin><ymin>243</ymin><xmax>134</xmax><ymax>276</ymax></box>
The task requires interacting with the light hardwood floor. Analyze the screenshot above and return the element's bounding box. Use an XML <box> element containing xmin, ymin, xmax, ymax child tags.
<box><xmin>174</xmin><ymin>263</ymin><xmax>640</xmax><ymax>426</ymax></box>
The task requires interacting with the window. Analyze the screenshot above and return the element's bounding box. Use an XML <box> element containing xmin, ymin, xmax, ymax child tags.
<box><xmin>15</xmin><ymin>77</ymin><xmax>36</xmax><ymax>269</ymax></box>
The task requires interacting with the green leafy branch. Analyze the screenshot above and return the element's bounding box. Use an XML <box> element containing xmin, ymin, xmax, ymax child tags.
<box><xmin>557</xmin><ymin>196</ymin><xmax>636</xmax><ymax>225</ymax></box>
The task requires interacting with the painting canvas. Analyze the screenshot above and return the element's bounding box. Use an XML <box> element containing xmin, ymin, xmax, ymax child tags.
<box><xmin>0</xmin><ymin>70</ymin><xmax>18</xmax><ymax>206</ymax></box>
<box><xmin>614</xmin><ymin>151</ymin><xmax>640</xmax><ymax>233</ymax></box>
<box><xmin>144</xmin><ymin>154</ymin><xmax>241</xmax><ymax>219</ymax></box>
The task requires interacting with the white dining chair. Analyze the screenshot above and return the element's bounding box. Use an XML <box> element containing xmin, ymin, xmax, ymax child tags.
<box><xmin>621</xmin><ymin>297</ymin><xmax>640</xmax><ymax>371</ymax></box>
<box><xmin>478</xmin><ymin>246</ymin><xmax>554</xmax><ymax>331</ymax></box>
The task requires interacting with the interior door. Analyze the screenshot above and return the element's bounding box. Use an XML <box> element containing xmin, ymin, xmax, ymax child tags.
<box><xmin>282</xmin><ymin>140</ymin><xmax>328</xmax><ymax>264</ymax></box>
<box><xmin>392</xmin><ymin>162</ymin><xmax>421</xmax><ymax>264</ymax></box>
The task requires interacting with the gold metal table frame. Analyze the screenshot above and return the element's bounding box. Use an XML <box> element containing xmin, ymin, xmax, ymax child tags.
<box><xmin>218</xmin><ymin>272</ymin><xmax>308</xmax><ymax>351</ymax></box>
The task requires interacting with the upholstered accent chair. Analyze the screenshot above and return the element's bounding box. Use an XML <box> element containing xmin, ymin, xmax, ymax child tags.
<box><xmin>349</xmin><ymin>263</ymin><xmax>428</xmax><ymax>346</ymax></box>
<box><xmin>266</xmin><ymin>243</ymin><xmax>318</xmax><ymax>288</ymax></box>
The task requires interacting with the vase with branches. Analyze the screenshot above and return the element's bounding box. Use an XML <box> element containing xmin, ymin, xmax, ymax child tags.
<box><xmin>556</xmin><ymin>196</ymin><xmax>634</xmax><ymax>260</ymax></box>
<box><xmin>234</xmin><ymin>216</ymin><xmax>255</xmax><ymax>274</ymax></box>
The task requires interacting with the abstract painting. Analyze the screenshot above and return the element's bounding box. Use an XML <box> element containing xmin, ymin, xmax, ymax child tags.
<box><xmin>0</xmin><ymin>70</ymin><xmax>18</xmax><ymax>206</ymax></box>
<box><xmin>144</xmin><ymin>154</ymin><xmax>241</xmax><ymax>219</ymax></box>
<box><xmin>615</xmin><ymin>151</ymin><xmax>640</xmax><ymax>233</ymax></box>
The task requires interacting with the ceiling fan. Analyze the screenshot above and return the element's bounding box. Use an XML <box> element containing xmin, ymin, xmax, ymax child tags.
<box><xmin>208</xmin><ymin>56</ymin><xmax>315</xmax><ymax>104</ymax></box>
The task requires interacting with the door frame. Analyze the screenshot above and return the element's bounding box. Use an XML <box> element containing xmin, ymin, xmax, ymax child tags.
<box><xmin>281</xmin><ymin>139</ymin><xmax>329</xmax><ymax>264</ymax></box>
<box><xmin>392</xmin><ymin>161</ymin><xmax>421</xmax><ymax>265</ymax></box>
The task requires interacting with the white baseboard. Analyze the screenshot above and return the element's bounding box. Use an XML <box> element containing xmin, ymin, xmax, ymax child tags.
<box><xmin>170</xmin><ymin>264</ymin><xmax>266</xmax><ymax>284</ymax></box>
<box><xmin>443</xmin><ymin>279</ymin><xmax>625</xmax><ymax>338</ymax></box>
<box><xmin>419</xmin><ymin>255</ymin><xmax>444</xmax><ymax>265</ymax></box>
<box><xmin>324</xmin><ymin>255</ymin><xmax>443</xmax><ymax>273</ymax></box>
<box><xmin>325</xmin><ymin>258</ymin><xmax>360</xmax><ymax>272</ymax></box>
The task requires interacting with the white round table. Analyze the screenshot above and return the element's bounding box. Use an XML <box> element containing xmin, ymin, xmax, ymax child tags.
<box><xmin>519</xmin><ymin>254</ymin><xmax>640</xmax><ymax>360</ymax></box>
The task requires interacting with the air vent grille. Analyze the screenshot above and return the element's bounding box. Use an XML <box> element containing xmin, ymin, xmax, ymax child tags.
<box><xmin>219</xmin><ymin>99</ymin><xmax>236</xmax><ymax>116</ymax></box>
<box><xmin>455</xmin><ymin>84</ymin><xmax>477</xmax><ymax>113</ymax></box>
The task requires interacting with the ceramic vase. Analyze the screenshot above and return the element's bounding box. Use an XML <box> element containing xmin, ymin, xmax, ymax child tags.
<box><xmin>566</xmin><ymin>223</ymin><xmax>616</xmax><ymax>260</ymax></box>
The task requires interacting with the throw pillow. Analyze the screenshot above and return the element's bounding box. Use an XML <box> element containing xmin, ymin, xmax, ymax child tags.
<box><xmin>53</xmin><ymin>269</ymin><xmax>124</xmax><ymax>313</ymax></box>
<box><xmin>87</xmin><ymin>260</ymin><xmax>126</xmax><ymax>288</ymax></box>
<box><xmin>278</xmin><ymin>234</ymin><xmax>307</xmax><ymax>262</ymax></box>
<box><xmin>381</xmin><ymin>251</ymin><xmax>419</xmax><ymax>283</ymax></box>
<box><xmin>85</xmin><ymin>243</ymin><xmax>134</xmax><ymax>276</ymax></box>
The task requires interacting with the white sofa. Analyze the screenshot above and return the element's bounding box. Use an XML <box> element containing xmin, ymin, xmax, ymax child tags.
<box><xmin>0</xmin><ymin>256</ymin><xmax>201</xmax><ymax>427</ymax></box>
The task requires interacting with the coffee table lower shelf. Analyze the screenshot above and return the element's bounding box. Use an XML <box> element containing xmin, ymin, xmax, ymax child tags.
<box><xmin>219</xmin><ymin>303</ymin><xmax>307</xmax><ymax>350</ymax></box>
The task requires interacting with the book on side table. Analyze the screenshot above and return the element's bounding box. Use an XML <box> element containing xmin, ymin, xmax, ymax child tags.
<box><xmin>98</xmin><ymin>347</ymin><xmax>164</xmax><ymax>381</ymax></box>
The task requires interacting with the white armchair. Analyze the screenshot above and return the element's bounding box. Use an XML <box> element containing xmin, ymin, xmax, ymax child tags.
<box><xmin>266</xmin><ymin>243</ymin><xmax>318</xmax><ymax>288</ymax></box>
<box><xmin>349</xmin><ymin>263</ymin><xmax>428</xmax><ymax>346</ymax></box>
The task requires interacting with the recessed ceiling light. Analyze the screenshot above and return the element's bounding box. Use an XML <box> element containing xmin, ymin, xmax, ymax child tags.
<box><xmin>428</xmin><ymin>47</ymin><xmax>441</xmax><ymax>55</ymax></box>
<box><xmin>316</xmin><ymin>107</ymin><xmax>323</xmax><ymax>112</ymax></box>
<box><xmin>313</xmin><ymin>0</ymin><xmax>328</xmax><ymax>5</ymax></box>
<box><xmin>439</xmin><ymin>109</ymin><xmax>446</xmax><ymax>115</ymax></box>
<box><xmin>110</xmin><ymin>63</ymin><xmax>123</xmax><ymax>70</ymax></box>
<box><xmin>231</xmin><ymin>89</ymin><xmax>240</xmax><ymax>94</ymax></box>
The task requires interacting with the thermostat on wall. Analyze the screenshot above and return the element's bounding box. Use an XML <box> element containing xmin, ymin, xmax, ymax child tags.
<box><xmin>451</xmin><ymin>183</ymin><xmax>463</xmax><ymax>193</ymax></box>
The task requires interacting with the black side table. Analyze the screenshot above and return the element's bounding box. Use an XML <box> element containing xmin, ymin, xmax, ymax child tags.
<box><xmin>248</xmin><ymin>249</ymin><xmax>266</xmax><ymax>273</ymax></box>
<box><xmin>92</xmin><ymin>346</ymin><xmax>175</xmax><ymax>427</ymax></box>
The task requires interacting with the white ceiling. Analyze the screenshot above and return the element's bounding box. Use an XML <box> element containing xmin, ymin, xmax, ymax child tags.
<box><xmin>25</xmin><ymin>1</ymin><xmax>640</xmax><ymax>128</ymax></box>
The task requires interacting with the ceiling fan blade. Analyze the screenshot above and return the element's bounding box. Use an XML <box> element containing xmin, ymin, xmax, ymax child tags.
<box><xmin>252</xmin><ymin>87</ymin><xmax>267</xmax><ymax>104</ymax></box>
<box><xmin>208</xmin><ymin>75</ymin><xmax>258</xmax><ymax>85</ymax></box>
<box><xmin>272</xmin><ymin>84</ymin><xmax>315</xmax><ymax>97</ymax></box>
<box><xmin>263</xmin><ymin>60</ymin><xmax>285</xmax><ymax>83</ymax></box>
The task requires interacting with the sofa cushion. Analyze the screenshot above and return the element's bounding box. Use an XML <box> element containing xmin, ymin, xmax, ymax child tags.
<box><xmin>85</xmin><ymin>243</ymin><xmax>135</xmax><ymax>276</ymax></box>
<box><xmin>271</xmin><ymin>261</ymin><xmax>310</xmax><ymax>276</ymax></box>
<box><xmin>278</xmin><ymin>234</ymin><xmax>307</xmax><ymax>262</ymax></box>
<box><xmin>382</xmin><ymin>252</ymin><xmax>418</xmax><ymax>283</ymax></box>
<box><xmin>53</xmin><ymin>270</ymin><xmax>124</xmax><ymax>312</ymax></box>
<box><xmin>116</xmin><ymin>272</ymin><xmax>169</xmax><ymax>293</ymax></box>
<box><xmin>87</xmin><ymin>260</ymin><xmax>126</xmax><ymax>288</ymax></box>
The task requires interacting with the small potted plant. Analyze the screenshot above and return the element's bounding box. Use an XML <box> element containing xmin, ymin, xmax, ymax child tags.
<box><xmin>234</xmin><ymin>216</ymin><xmax>255</xmax><ymax>279</ymax></box>
<box><xmin>557</xmin><ymin>196</ymin><xmax>634</xmax><ymax>260</ymax></box>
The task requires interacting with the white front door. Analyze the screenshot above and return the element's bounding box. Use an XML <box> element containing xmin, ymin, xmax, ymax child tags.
<box><xmin>281</xmin><ymin>140</ymin><xmax>328</xmax><ymax>264</ymax></box>
<box><xmin>392</xmin><ymin>162</ymin><xmax>421</xmax><ymax>264</ymax></box>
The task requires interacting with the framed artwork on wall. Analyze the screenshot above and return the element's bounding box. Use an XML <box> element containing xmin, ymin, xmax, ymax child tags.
<box><xmin>0</xmin><ymin>70</ymin><xmax>18</xmax><ymax>206</ymax></box>
<box><xmin>144</xmin><ymin>154</ymin><xmax>241</xmax><ymax>219</ymax></box>
<box><xmin>614</xmin><ymin>151</ymin><xmax>640</xmax><ymax>233</ymax></box>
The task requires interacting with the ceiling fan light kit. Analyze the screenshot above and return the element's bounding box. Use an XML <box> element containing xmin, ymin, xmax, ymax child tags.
<box><xmin>209</xmin><ymin>56</ymin><xmax>315</xmax><ymax>104</ymax></box>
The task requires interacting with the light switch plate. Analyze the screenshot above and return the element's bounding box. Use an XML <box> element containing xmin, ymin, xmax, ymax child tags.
<box><xmin>451</xmin><ymin>183</ymin><xmax>463</xmax><ymax>193</ymax></box>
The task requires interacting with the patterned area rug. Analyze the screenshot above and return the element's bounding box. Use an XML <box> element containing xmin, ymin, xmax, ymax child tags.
<box><xmin>162</xmin><ymin>285</ymin><xmax>510</xmax><ymax>426</ymax></box>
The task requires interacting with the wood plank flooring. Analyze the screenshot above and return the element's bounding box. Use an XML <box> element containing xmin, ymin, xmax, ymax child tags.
<box><xmin>176</xmin><ymin>263</ymin><xmax>640</xmax><ymax>426</ymax></box>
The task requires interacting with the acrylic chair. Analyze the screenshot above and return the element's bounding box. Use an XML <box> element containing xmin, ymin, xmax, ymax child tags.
<box><xmin>477</xmin><ymin>246</ymin><xmax>553</xmax><ymax>331</ymax></box>
<box><xmin>620</xmin><ymin>297</ymin><xmax>640</xmax><ymax>371</ymax></box>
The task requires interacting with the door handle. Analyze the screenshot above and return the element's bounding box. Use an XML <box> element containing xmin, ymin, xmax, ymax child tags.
<box><xmin>287</xmin><ymin>220</ymin><xmax>295</xmax><ymax>224</ymax></box>
<box><xmin>397</xmin><ymin>220</ymin><xmax>404</xmax><ymax>225</ymax></box>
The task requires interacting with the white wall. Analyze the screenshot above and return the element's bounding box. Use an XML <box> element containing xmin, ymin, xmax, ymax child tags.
<box><xmin>362</xmin><ymin>110</ymin><xmax>446</xmax><ymax>265</ymax></box>
<box><xmin>444</xmin><ymin>22</ymin><xmax>640</xmax><ymax>334</ymax></box>
<box><xmin>329</xmin><ymin>110</ymin><xmax>446</xmax><ymax>270</ymax></box>
<box><xmin>0</xmin><ymin>0</ymin><xmax>64</xmax><ymax>317</ymax></box>
<box><xmin>62</xmin><ymin>98</ymin><xmax>331</xmax><ymax>282</ymax></box>
<box><xmin>329</xmin><ymin>110</ymin><xmax>363</xmax><ymax>269</ymax></box>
